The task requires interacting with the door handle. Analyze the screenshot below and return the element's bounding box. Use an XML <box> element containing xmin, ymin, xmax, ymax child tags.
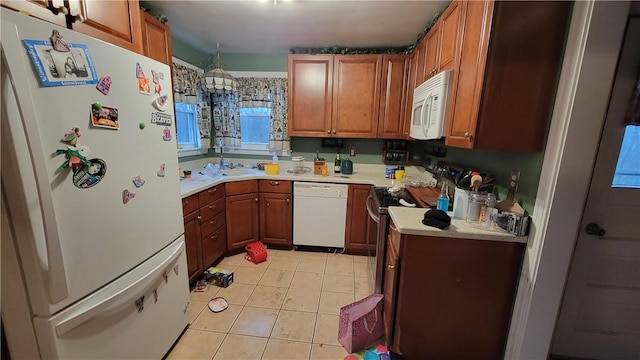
<box><xmin>585</xmin><ymin>223</ymin><xmax>606</xmax><ymax>236</ymax></box>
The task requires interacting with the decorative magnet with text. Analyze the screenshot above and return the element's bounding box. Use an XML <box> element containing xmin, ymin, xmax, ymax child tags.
<box><xmin>56</xmin><ymin>145</ymin><xmax>90</xmax><ymax>170</ymax></box>
<box><xmin>96</xmin><ymin>76</ymin><xmax>112</xmax><ymax>95</ymax></box>
<box><xmin>132</xmin><ymin>175</ymin><xmax>145</xmax><ymax>188</ymax></box>
<box><xmin>23</xmin><ymin>38</ymin><xmax>98</xmax><ymax>87</ymax></box>
<box><xmin>122</xmin><ymin>189</ymin><xmax>136</xmax><ymax>204</ymax></box>
<box><xmin>91</xmin><ymin>103</ymin><xmax>119</xmax><ymax>129</ymax></box>
<box><xmin>135</xmin><ymin>296</ymin><xmax>144</xmax><ymax>312</ymax></box>
<box><xmin>136</xmin><ymin>62</ymin><xmax>145</xmax><ymax>78</ymax></box>
<box><xmin>151</xmin><ymin>112</ymin><xmax>172</xmax><ymax>125</ymax></box>
<box><xmin>157</xmin><ymin>163</ymin><xmax>166</xmax><ymax>177</ymax></box>
<box><xmin>73</xmin><ymin>159</ymin><xmax>107</xmax><ymax>189</ymax></box>
<box><xmin>138</xmin><ymin>78</ymin><xmax>151</xmax><ymax>95</ymax></box>
<box><xmin>162</xmin><ymin>127</ymin><xmax>172</xmax><ymax>141</ymax></box>
<box><xmin>60</xmin><ymin>127</ymin><xmax>81</xmax><ymax>146</ymax></box>
<box><xmin>153</xmin><ymin>94</ymin><xmax>168</xmax><ymax>111</ymax></box>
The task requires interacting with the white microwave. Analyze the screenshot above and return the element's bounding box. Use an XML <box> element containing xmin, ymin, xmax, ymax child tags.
<box><xmin>410</xmin><ymin>70</ymin><xmax>452</xmax><ymax>140</ymax></box>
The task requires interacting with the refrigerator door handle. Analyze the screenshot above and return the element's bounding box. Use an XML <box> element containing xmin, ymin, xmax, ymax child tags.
<box><xmin>2</xmin><ymin>34</ymin><xmax>68</xmax><ymax>303</ymax></box>
<box><xmin>54</xmin><ymin>241</ymin><xmax>185</xmax><ymax>336</ymax></box>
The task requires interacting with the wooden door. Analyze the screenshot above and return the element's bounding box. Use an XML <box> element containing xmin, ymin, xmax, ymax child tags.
<box><xmin>140</xmin><ymin>11</ymin><xmax>172</xmax><ymax>65</ymax></box>
<box><xmin>183</xmin><ymin>210</ymin><xmax>202</xmax><ymax>283</ymax></box>
<box><xmin>259</xmin><ymin>193</ymin><xmax>292</xmax><ymax>247</ymax></box>
<box><xmin>201</xmin><ymin>227</ymin><xmax>226</xmax><ymax>269</ymax></box>
<box><xmin>551</xmin><ymin>18</ymin><xmax>640</xmax><ymax>359</ymax></box>
<box><xmin>413</xmin><ymin>40</ymin><xmax>426</xmax><ymax>88</ymax></box>
<box><xmin>437</xmin><ymin>0</ymin><xmax>462</xmax><ymax>72</ymax></box>
<box><xmin>1</xmin><ymin>0</ymin><xmax>67</xmax><ymax>26</ymax></box>
<box><xmin>68</xmin><ymin>0</ymin><xmax>143</xmax><ymax>54</ymax></box>
<box><xmin>287</xmin><ymin>55</ymin><xmax>333</xmax><ymax>137</ymax></box>
<box><xmin>378</xmin><ymin>55</ymin><xmax>409</xmax><ymax>139</ymax></box>
<box><xmin>332</xmin><ymin>55</ymin><xmax>382</xmax><ymax>138</ymax></box>
<box><xmin>422</xmin><ymin>21</ymin><xmax>440</xmax><ymax>81</ymax></box>
<box><xmin>345</xmin><ymin>184</ymin><xmax>374</xmax><ymax>254</ymax></box>
<box><xmin>225</xmin><ymin>193</ymin><xmax>259</xmax><ymax>250</ymax></box>
<box><xmin>402</xmin><ymin>53</ymin><xmax>417</xmax><ymax>139</ymax></box>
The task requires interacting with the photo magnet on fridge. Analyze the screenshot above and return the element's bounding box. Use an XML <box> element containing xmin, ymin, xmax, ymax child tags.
<box><xmin>91</xmin><ymin>104</ymin><xmax>119</xmax><ymax>129</ymax></box>
<box><xmin>23</xmin><ymin>39</ymin><xmax>98</xmax><ymax>87</ymax></box>
<box><xmin>138</xmin><ymin>77</ymin><xmax>151</xmax><ymax>95</ymax></box>
<box><xmin>96</xmin><ymin>76</ymin><xmax>112</xmax><ymax>95</ymax></box>
<box><xmin>72</xmin><ymin>158</ymin><xmax>107</xmax><ymax>189</ymax></box>
<box><xmin>136</xmin><ymin>62</ymin><xmax>145</xmax><ymax>78</ymax></box>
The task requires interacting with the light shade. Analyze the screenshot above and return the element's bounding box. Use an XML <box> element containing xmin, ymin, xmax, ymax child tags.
<box><xmin>202</xmin><ymin>43</ymin><xmax>237</xmax><ymax>93</ymax></box>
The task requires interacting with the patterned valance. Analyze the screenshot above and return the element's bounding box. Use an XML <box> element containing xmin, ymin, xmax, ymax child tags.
<box><xmin>172</xmin><ymin>61</ymin><xmax>211</xmax><ymax>141</ymax></box>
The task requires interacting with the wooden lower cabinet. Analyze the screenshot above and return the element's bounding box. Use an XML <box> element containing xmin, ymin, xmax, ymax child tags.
<box><xmin>225</xmin><ymin>180</ymin><xmax>260</xmax><ymax>251</ymax></box>
<box><xmin>385</xmin><ymin>220</ymin><xmax>524</xmax><ymax>359</ymax></box>
<box><xmin>183</xmin><ymin>207</ymin><xmax>202</xmax><ymax>283</ymax></box>
<box><xmin>345</xmin><ymin>184</ymin><xmax>374</xmax><ymax>254</ymax></box>
<box><xmin>259</xmin><ymin>180</ymin><xmax>292</xmax><ymax>248</ymax></box>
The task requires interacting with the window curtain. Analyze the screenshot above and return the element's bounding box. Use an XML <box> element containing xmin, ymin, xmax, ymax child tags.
<box><xmin>172</xmin><ymin>62</ymin><xmax>210</xmax><ymax>144</ymax></box>
<box><xmin>211</xmin><ymin>92</ymin><xmax>241</xmax><ymax>148</ymax></box>
<box><xmin>236</xmin><ymin>77</ymin><xmax>290</xmax><ymax>151</ymax></box>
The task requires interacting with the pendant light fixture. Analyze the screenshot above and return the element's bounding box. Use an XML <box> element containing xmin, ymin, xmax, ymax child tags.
<box><xmin>202</xmin><ymin>43</ymin><xmax>237</xmax><ymax>93</ymax></box>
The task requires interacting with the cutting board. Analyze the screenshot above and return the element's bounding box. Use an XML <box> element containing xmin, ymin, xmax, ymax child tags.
<box><xmin>405</xmin><ymin>186</ymin><xmax>440</xmax><ymax>208</ymax></box>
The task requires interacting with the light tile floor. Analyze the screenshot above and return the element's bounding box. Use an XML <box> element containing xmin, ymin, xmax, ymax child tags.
<box><xmin>167</xmin><ymin>249</ymin><xmax>377</xmax><ymax>360</ymax></box>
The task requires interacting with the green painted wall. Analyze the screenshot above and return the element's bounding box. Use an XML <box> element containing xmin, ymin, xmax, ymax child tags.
<box><xmin>170</xmin><ymin>40</ymin><xmax>543</xmax><ymax>213</ymax></box>
<box><xmin>171</xmin><ymin>36</ymin><xmax>209</xmax><ymax>67</ymax></box>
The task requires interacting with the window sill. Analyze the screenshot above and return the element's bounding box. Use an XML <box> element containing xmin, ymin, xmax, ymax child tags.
<box><xmin>215</xmin><ymin>146</ymin><xmax>291</xmax><ymax>157</ymax></box>
<box><xmin>178</xmin><ymin>148</ymin><xmax>209</xmax><ymax>158</ymax></box>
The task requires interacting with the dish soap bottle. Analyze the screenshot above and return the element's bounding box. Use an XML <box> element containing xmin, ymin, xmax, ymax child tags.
<box><xmin>334</xmin><ymin>151</ymin><xmax>341</xmax><ymax>174</ymax></box>
<box><xmin>272</xmin><ymin>153</ymin><xmax>278</xmax><ymax>163</ymax></box>
<box><xmin>437</xmin><ymin>183</ymin><xmax>449</xmax><ymax>212</ymax></box>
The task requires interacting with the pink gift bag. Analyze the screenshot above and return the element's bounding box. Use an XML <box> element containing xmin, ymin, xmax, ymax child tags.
<box><xmin>338</xmin><ymin>293</ymin><xmax>385</xmax><ymax>353</ymax></box>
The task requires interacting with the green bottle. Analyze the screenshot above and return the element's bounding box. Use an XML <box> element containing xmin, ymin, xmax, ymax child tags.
<box><xmin>334</xmin><ymin>151</ymin><xmax>341</xmax><ymax>173</ymax></box>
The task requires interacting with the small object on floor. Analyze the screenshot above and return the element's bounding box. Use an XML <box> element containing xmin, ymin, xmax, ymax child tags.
<box><xmin>245</xmin><ymin>241</ymin><xmax>268</xmax><ymax>264</ymax></box>
<box><xmin>203</xmin><ymin>267</ymin><xmax>234</xmax><ymax>288</ymax></box>
<box><xmin>208</xmin><ymin>297</ymin><xmax>228</xmax><ymax>313</ymax></box>
<box><xmin>193</xmin><ymin>280</ymin><xmax>208</xmax><ymax>292</ymax></box>
<box><xmin>343</xmin><ymin>343</ymin><xmax>401</xmax><ymax>360</ymax></box>
<box><xmin>422</xmin><ymin>209</ymin><xmax>451</xmax><ymax>229</ymax></box>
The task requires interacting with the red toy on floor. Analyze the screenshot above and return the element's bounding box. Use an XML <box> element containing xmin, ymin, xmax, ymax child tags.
<box><xmin>245</xmin><ymin>241</ymin><xmax>267</xmax><ymax>264</ymax></box>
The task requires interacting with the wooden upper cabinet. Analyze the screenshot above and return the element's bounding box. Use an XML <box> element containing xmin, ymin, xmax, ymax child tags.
<box><xmin>403</xmin><ymin>52</ymin><xmax>418</xmax><ymax>139</ymax></box>
<box><xmin>437</xmin><ymin>0</ymin><xmax>462</xmax><ymax>73</ymax></box>
<box><xmin>445</xmin><ymin>0</ymin><xmax>570</xmax><ymax>151</ymax></box>
<box><xmin>332</xmin><ymin>55</ymin><xmax>382</xmax><ymax>138</ymax></box>
<box><xmin>140</xmin><ymin>11</ymin><xmax>172</xmax><ymax>65</ymax></box>
<box><xmin>422</xmin><ymin>21</ymin><xmax>440</xmax><ymax>81</ymax></box>
<box><xmin>413</xmin><ymin>40</ymin><xmax>427</xmax><ymax>87</ymax></box>
<box><xmin>68</xmin><ymin>0</ymin><xmax>143</xmax><ymax>54</ymax></box>
<box><xmin>378</xmin><ymin>55</ymin><xmax>409</xmax><ymax>139</ymax></box>
<box><xmin>1</xmin><ymin>0</ymin><xmax>67</xmax><ymax>26</ymax></box>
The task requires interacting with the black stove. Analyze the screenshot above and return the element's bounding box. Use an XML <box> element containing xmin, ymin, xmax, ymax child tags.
<box><xmin>372</xmin><ymin>187</ymin><xmax>419</xmax><ymax>213</ymax></box>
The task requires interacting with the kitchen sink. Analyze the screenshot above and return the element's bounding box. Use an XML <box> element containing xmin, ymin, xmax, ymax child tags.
<box><xmin>220</xmin><ymin>168</ymin><xmax>257</xmax><ymax>176</ymax></box>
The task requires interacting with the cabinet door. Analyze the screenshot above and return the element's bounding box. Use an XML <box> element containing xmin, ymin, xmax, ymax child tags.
<box><xmin>378</xmin><ymin>55</ymin><xmax>409</xmax><ymax>139</ymax></box>
<box><xmin>259</xmin><ymin>193</ymin><xmax>292</xmax><ymax>247</ymax></box>
<box><xmin>1</xmin><ymin>0</ymin><xmax>67</xmax><ymax>26</ymax></box>
<box><xmin>140</xmin><ymin>11</ymin><xmax>172</xmax><ymax>65</ymax></box>
<box><xmin>413</xmin><ymin>41</ymin><xmax>426</xmax><ymax>88</ymax></box>
<box><xmin>225</xmin><ymin>193</ymin><xmax>260</xmax><ymax>250</ymax></box>
<box><xmin>383</xmin><ymin>229</ymin><xmax>400</xmax><ymax>347</ymax></box>
<box><xmin>332</xmin><ymin>55</ymin><xmax>382</xmax><ymax>138</ymax></box>
<box><xmin>345</xmin><ymin>184</ymin><xmax>374</xmax><ymax>254</ymax></box>
<box><xmin>287</xmin><ymin>55</ymin><xmax>333</xmax><ymax>137</ymax></box>
<box><xmin>184</xmin><ymin>211</ymin><xmax>202</xmax><ymax>283</ymax></box>
<box><xmin>423</xmin><ymin>21</ymin><xmax>440</xmax><ymax>81</ymax></box>
<box><xmin>201</xmin><ymin>228</ymin><xmax>226</xmax><ymax>269</ymax></box>
<box><xmin>437</xmin><ymin>0</ymin><xmax>462</xmax><ymax>73</ymax></box>
<box><xmin>68</xmin><ymin>0</ymin><xmax>143</xmax><ymax>54</ymax></box>
<box><xmin>402</xmin><ymin>53</ymin><xmax>417</xmax><ymax>139</ymax></box>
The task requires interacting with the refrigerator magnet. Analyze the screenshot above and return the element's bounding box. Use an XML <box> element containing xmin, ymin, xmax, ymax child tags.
<box><xmin>157</xmin><ymin>163</ymin><xmax>166</xmax><ymax>177</ymax></box>
<box><xmin>136</xmin><ymin>62</ymin><xmax>145</xmax><ymax>78</ymax></box>
<box><xmin>173</xmin><ymin>264</ymin><xmax>179</xmax><ymax>275</ymax></box>
<box><xmin>132</xmin><ymin>175</ymin><xmax>145</xmax><ymax>188</ymax></box>
<box><xmin>139</xmin><ymin>122</ymin><xmax>145</xmax><ymax>130</ymax></box>
<box><xmin>72</xmin><ymin>159</ymin><xmax>106</xmax><ymax>189</ymax></box>
<box><xmin>152</xmin><ymin>95</ymin><xmax>169</xmax><ymax>112</ymax></box>
<box><xmin>95</xmin><ymin>76</ymin><xmax>112</xmax><ymax>95</ymax></box>
<box><xmin>162</xmin><ymin>127</ymin><xmax>172</xmax><ymax>141</ymax></box>
<box><xmin>159</xmin><ymin>72</ymin><xmax>164</xmax><ymax>80</ymax></box>
<box><xmin>49</xmin><ymin>30</ymin><xmax>70</xmax><ymax>52</ymax></box>
<box><xmin>22</xmin><ymin>39</ymin><xmax>98</xmax><ymax>87</ymax></box>
<box><xmin>151</xmin><ymin>70</ymin><xmax>159</xmax><ymax>84</ymax></box>
<box><xmin>122</xmin><ymin>189</ymin><xmax>136</xmax><ymax>204</ymax></box>
<box><xmin>135</xmin><ymin>296</ymin><xmax>144</xmax><ymax>312</ymax></box>
<box><xmin>60</xmin><ymin>127</ymin><xmax>81</xmax><ymax>146</ymax></box>
<box><xmin>56</xmin><ymin>145</ymin><xmax>90</xmax><ymax>170</ymax></box>
<box><xmin>91</xmin><ymin>104</ymin><xmax>119</xmax><ymax>129</ymax></box>
<box><xmin>162</xmin><ymin>271</ymin><xmax>168</xmax><ymax>283</ymax></box>
<box><xmin>151</xmin><ymin>112</ymin><xmax>172</xmax><ymax>125</ymax></box>
<box><xmin>154</xmin><ymin>83</ymin><xmax>162</xmax><ymax>94</ymax></box>
<box><xmin>153</xmin><ymin>289</ymin><xmax>158</xmax><ymax>303</ymax></box>
<box><xmin>138</xmin><ymin>78</ymin><xmax>151</xmax><ymax>95</ymax></box>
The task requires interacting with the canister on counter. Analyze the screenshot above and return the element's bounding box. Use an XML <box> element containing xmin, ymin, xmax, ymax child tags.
<box><xmin>466</xmin><ymin>192</ymin><xmax>488</xmax><ymax>227</ymax></box>
<box><xmin>395</xmin><ymin>166</ymin><xmax>405</xmax><ymax>182</ymax></box>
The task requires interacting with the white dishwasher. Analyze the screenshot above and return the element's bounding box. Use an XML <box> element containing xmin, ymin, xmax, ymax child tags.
<box><xmin>293</xmin><ymin>182</ymin><xmax>348</xmax><ymax>248</ymax></box>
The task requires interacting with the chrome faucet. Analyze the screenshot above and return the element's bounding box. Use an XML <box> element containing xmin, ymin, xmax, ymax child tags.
<box><xmin>218</xmin><ymin>139</ymin><xmax>233</xmax><ymax>169</ymax></box>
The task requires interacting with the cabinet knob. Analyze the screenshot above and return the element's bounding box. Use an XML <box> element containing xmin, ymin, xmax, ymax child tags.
<box><xmin>464</xmin><ymin>132</ymin><xmax>471</xmax><ymax>139</ymax></box>
<box><xmin>209</xmin><ymin>220</ymin><xmax>216</xmax><ymax>225</ymax></box>
<box><xmin>208</xmin><ymin>188</ymin><xmax>216</xmax><ymax>193</ymax></box>
<box><xmin>267</xmin><ymin>203</ymin><xmax>270</xmax><ymax>207</ymax></box>
<box><xmin>74</xmin><ymin>13</ymin><xmax>85</xmax><ymax>22</ymax></box>
<box><xmin>58</xmin><ymin>6</ymin><xmax>69</xmax><ymax>15</ymax></box>
<box><xmin>269</xmin><ymin>181</ymin><xmax>280</xmax><ymax>186</ymax></box>
<box><xmin>209</xmin><ymin>205</ymin><xmax>215</xmax><ymax>210</ymax></box>
<box><xmin>210</xmin><ymin>234</ymin><xmax>217</xmax><ymax>240</ymax></box>
<box><xmin>255</xmin><ymin>198</ymin><xmax>258</xmax><ymax>202</ymax></box>
<box><xmin>197</xmin><ymin>215</ymin><xmax>202</xmax><ymax>221</ymax></box>
<box><xmin>286</xmin><ymin>198</ymin><xmax>290</xmax><ymax>204</ymax></box>
<box><xmin>333</xmin><ymin>130</ymin><xmax>336</xmax><ymax>134</ymax></box>
<box><xmin>327</xmin><ymin>129</ymin><xmax>331</xmax><ymax>134</ymax></box>
<box><xmin>387</xmin><ymin>264</ymin><xmax>395</xmax><ymax>270</ymax></box>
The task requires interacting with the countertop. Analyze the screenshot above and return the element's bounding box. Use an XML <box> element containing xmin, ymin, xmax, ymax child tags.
<box><xmin>388</xmin><ymin>206</ymin><xmax>528</xmax><ymax>244</ymax></box>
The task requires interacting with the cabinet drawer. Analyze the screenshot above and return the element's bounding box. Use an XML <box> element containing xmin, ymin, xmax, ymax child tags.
<box><xmin>259</xmin><ymin>180</ymin><xmax>292</xmax><ymax>193</ymax></box>
<box><xmin>225</xmin><ymin>180</ymin><xmax>259</xmax><ymax>195</ymax></box>
<box><xmin>201</xmin><ymin>211</ymin><xmax>225</xmax><ymax>238</ymax></box>
<box><xmin>200</xmin><ymin>197</ymin><xmax>225</xmax><ymax>221</ymax></box>
<box><xmin>388</xmin><ymin>220</ymin><xmax>401</xmax><ymax>256</ymax></box>
<box><xmin>182</xmin><ymin>194</ymin><xmax>199</xmax><ymax>216</ymax></box>
<box><xmin>202</xmin><ymin>228</ymin><xmax>226</xmax><ymax>268</ymax></box>
<box><xmin>199</xmin><ymin>184</ymin><xmax>224</xmax><ymax>204</ymax></box>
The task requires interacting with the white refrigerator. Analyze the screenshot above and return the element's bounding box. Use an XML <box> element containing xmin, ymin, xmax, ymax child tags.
<box><xmin>1</xmin><ymin>9</ymin><xmax>190</xmax><ymax>359</ymax></box>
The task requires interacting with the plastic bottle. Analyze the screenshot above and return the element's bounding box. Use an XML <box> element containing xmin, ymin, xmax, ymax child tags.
<box><xmin>437</xmin><ymin>183</ymin><xmax>449</xmax><ymax>212</ymax></box>
<box><xmin>481</xmin><ymin>193</ymin><xmax>497</xmax><ymax>228</ymax></box>
<box><xmin>334</xmin><ymin>151</ymin><xmax>341</xmax><ymax>173</ymax></box>
<box><xmin>272</xmin><ymin>153</ymin><xmax>278</xmax><ymax>163</ymax></box>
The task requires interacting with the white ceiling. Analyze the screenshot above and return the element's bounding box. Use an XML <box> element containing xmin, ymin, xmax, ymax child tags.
<box><xmin>145</xmin><ymin>0</ymin><xmax>450</xmax><ymax>55</ymax></box>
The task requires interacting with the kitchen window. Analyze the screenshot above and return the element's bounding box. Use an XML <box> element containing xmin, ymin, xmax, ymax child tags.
<box><xmin>612</xmin><ymin>125</ymin><xmax>640</xmax><ymax>188</ymax></box>
<box><xmin>239</xmin><ymin>107</ymin><xmax>271</xmax><ymax>149</ymax></box>
<box><xmin>175</xmin><ymin>102</ymin><xmax>201</xmax><ymax>150</ymax></box>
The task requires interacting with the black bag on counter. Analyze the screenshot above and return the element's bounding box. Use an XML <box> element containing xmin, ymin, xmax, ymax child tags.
<box><xmin>422</xmin><ymin>209</ymin><xmax>451</xmax><ymax>229</ymax></box>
